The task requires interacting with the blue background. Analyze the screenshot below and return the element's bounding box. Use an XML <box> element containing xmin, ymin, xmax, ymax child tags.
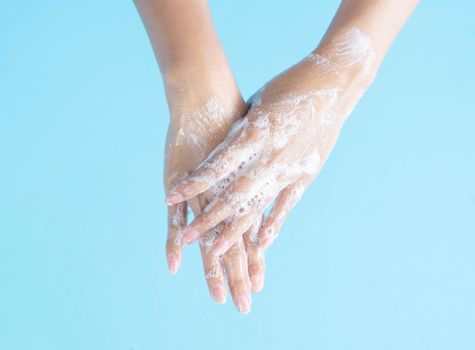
<box><xmin>1</xmin><ymin>1</ymin><xmax>474</xmax><ymax>349</ymax></box>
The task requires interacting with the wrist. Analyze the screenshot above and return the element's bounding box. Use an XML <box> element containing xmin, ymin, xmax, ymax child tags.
<box><xmin>163</xmin><ymin>63</ymin><xmax>242</xmax><ymax>113</ymax></box>
<box><xmin>311</xmin><ymin>28</ymin><xmax>379</xmax><ymax>90</ymax></box>
<box><xmin>165</xmin><ymin>69</ymin><xmax>245</xmax><ymax>124</ymax></box>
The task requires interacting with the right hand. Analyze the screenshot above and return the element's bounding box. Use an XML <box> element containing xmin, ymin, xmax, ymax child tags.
<box><xmin>167</xmin><ymin>27</ymin><xmax>377</xmax><ymax>256</ymax></box>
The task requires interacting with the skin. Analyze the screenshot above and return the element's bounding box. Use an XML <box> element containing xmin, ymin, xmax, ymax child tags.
<box><xmin>136</xmin><ymin>0</ymin><xmax>419</xmax><ymax>314</ymax></box>
<box><xmin>164</xmin><ymin>87</ymin><xmax>265</xmax><ymax>314</ymax></box>
<box><xmin>166</xmin><ymin>0</ymin><xmax>420</xmax><ymax>257</ymax></box>
<box><xmin>134</xmin><ymin>0</ymin><xmax>265</xmax><ymax>314</ymax></box>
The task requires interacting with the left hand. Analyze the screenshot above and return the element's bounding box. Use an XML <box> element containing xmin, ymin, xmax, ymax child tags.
<box><xmin>164</xmin><ymin>80</ymin><xmax>266</xmax><ymax>314</ymax></box>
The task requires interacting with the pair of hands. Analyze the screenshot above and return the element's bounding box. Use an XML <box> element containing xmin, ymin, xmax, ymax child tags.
<box><xmin>164</xmin><ymin>27</ymin><xmax>376</xmax><ymax>314</ymax></box>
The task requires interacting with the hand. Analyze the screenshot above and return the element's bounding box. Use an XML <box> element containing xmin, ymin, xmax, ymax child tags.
<box><xmin>164</xmin><ymin>78</ymin><xmax>266</xmax><ymax>314</ymax></box>
<box><xmin>167</xmin><ymin>27</ymin><xmax>377</xmax><ymax>254</ymax></box>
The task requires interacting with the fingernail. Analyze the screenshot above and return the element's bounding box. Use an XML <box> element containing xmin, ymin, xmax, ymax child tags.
<box><xmin>165</xmin><ymin>191</ymin><xmax>183</xmax><ymax>206</ymax></box>
<box><xmin>211</xmin><ymin>285</ymin><xmax>226</xmax><ymax>304</ymax></box>
<box><xmin>235</xmin><ymin>294</ymin><xmax>251</xmax><ymax>315</ymax></box>
<box><xmin>183</xmin><ymin>228</ymin><xmax>200</xmax><ymax>244</ymax></box>
<box><xmin>167</xmin><ymin>253</ymin><xmax>178</xmax><ymax>275</ymax></box>
<box><xmin>213</xmin><ymin>237</ymin><xmax>228</xmax><ymax>256</ymax></box>
<box><xmin>251</xmin><ymin>274</ymin><xmax>264</xmax><ymax>292</ymax></box>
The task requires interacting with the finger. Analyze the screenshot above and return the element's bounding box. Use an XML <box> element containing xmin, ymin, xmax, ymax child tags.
<box><xmin>223</xmin><ymin>238</ymin><xmax>252</xmax><ymax>315</ymax></box>
<box><xmin>165</xmin><ymin>118</ymin><xmax>261</xmax><ymax>205</ymax></box>
<box><xmin>166</xmin><ymin>202</ymin><xmax>187</xmax><ymax>274</ymax></box>
<box><xmin>182</xmin><ymin>173</ymin><xmax>279</xmax><ymax>244</ymax></box>
<box><xmin>211</xmin><ymin>214</ymin><xmax>255</xmax><ymax>257</ymax></box>
<box><xmin>244</xmin><ymin>215</ymin><xmax>266</xmax><ymax>292</ymax></box>
<box><xmin>260</xmin><ymin>182</ymin><xmax>306</xmax><ymax>249</ymax></box>
<box><xmin>181</xmin><ymin>195</ymin><xmax>240</xmax><ymax>244</ymax></box>
<box><xmin>200</xmin><ymin>225</ymin><xmax>227</xmax><ymax>304</ymax></box>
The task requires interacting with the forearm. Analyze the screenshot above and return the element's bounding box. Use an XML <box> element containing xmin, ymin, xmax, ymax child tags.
<box><xmin>134</xmin><ymin>0</ymin><xmax>235</xmax><ymax>94</ymax></box>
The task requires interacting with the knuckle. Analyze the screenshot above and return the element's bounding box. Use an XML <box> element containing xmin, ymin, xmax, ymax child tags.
<box><xmin>196</xmin><ymin>221</ymin><xmax>213</xmax><ymax>236</ymax></box>
<box><xmin>245</xmin><ymin>123</ymin><xmax>262</xmax><ymax>141</ymax></box>
<box><xmin>261</xmin><ymin>223</ymin><xmax>276</xmax><ymax>239</ymax></box>
<box><xmin>167</xmin><ymin>236</ymin><xmax>181</xmax><ymax>248</ymax></box>
<box><xmin>205</xmin><ymin>264</ymin><xmax>220</xmax><ymax>280</ymax></box>
<box><xmin>225</xmin><ymin>241</ymin><xmax>244</xmax><ymax>257</ymax></box>
<box><xmin>223</xmin><ymin>226</ymin><xmax>243</xmax><ymax>242</ymax></box>
<box><xmin>229</xmin><ymin>278</ymin><xmax>247</xmax><ymax>290</ymax></box>
<box><xmin>225</xmin><ymin>248</ymin><xmax>242</xmax><ymax>259</ymax></box>
<box><xmin>248</xmin><ymin>262</ymin><xmax>264</xmax><ymax>276</ymax></box>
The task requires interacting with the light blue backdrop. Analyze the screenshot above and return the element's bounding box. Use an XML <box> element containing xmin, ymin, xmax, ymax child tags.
<box><xmin>1</xmin><ymin>1</ymin><xmax>474</xmax><ymax>349</ymax></box>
